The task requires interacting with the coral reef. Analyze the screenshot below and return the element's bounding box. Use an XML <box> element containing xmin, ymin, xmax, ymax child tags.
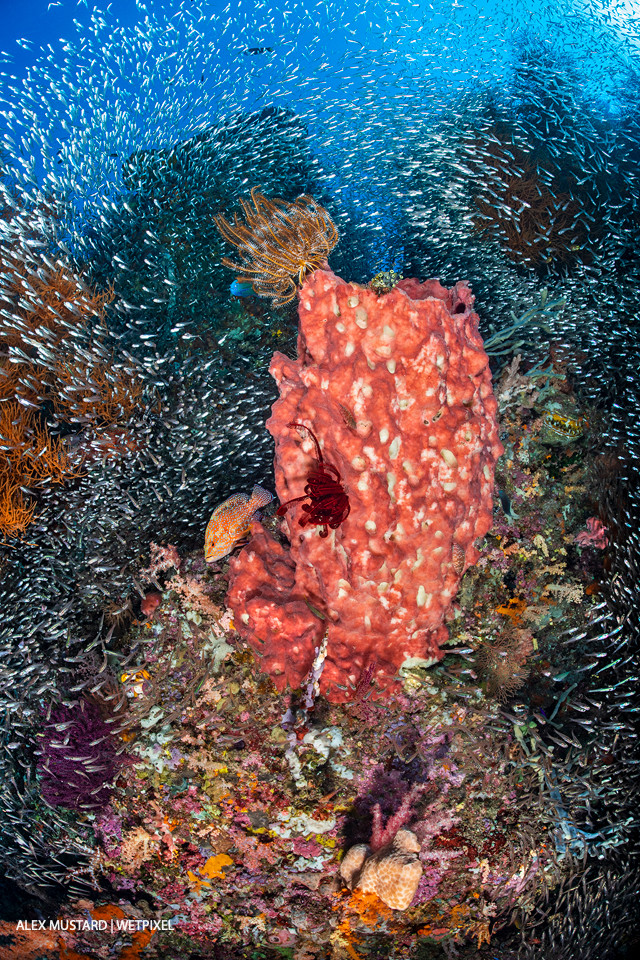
<box><xmin>37</xmin><ymin>549</ymin><xmax>567</xmax><ymax>955</ymax></box>
<box><xmin>2</xmin><ymin>5</ymin><xmax>640</xmax><ymax>957</ymax></box>
<box><xmin>1</xmin><ymin>304</ymin><xmax>633</xmax><ymax>960</ymax></box>
<box><xmin>228</xmin><ymin>269</ymin><xmax>503</xmax><ymax>701</ymax></box>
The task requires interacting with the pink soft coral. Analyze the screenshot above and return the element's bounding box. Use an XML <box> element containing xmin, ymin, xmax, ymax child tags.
<box><xmin>575</xmin><ymin>517</ymin><xmax>608</xmax><ymax>549</ymax></box>
<box><xmin>139</xmin><ymin>542</ymin><xmax>181</xmax><ymax>583</ymax></box>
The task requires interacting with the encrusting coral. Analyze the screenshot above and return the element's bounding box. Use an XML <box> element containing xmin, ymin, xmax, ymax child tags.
<box><xmin>227</xmin><ymin>269</ymin><xmax>504</xmax><ymax>701</ymax></box>
<box><xmin>340</xmin><ymin>828</ymin><xmax>423</xmax><ymax>911</ymax></box>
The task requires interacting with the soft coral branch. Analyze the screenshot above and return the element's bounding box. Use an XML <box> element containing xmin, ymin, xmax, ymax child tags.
<box><xmin>370</xmin><ymin>783</ymin><xmax>426</xmax><ymax>852</ymax></box>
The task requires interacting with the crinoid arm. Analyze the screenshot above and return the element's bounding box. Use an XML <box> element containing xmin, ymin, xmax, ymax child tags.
<box><xmin>214</xmin><ymin>188</ymin><xmax>338</xmax><ymax>307</ymax></box>
<box><xmin>275</xmin><ymin>421</ymin><xmax>349</xmax><ymax>535</ymax></box>
<box><xmin>287</xmin><ymin>421</ymin><xmax>323</xmax><ymax>462</ymax></box>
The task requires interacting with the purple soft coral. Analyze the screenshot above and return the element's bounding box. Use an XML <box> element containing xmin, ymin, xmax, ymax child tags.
<box><xmin>37</xmin><ymin>700</ymin><xmax>126</xmax><ymax>810</ymax></box>
<box><xmin>370</xmin><ymin>783</ymin><xmax>426</xmax><ymax>852</ymax></box>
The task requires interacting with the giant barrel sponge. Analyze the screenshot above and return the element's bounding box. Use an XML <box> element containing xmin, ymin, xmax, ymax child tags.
<box><xmin>227</xmin><ymin>270</ymin><xmax>504</xmax><ymax>702</ymax></box>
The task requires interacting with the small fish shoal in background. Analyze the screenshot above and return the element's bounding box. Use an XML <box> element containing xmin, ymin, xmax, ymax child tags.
<box><xmin>204</xmin><ymin>484</ymin><xmax>273</xmax><ymax>562</ymax></box>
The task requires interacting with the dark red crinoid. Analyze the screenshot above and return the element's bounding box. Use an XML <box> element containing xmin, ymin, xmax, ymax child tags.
<box><xmin>276</xmin><ymin>422</ymin><xmax>350</xmax><ymax>538</ymax></box>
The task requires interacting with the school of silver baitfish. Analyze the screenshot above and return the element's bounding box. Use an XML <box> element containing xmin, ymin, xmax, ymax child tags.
<box><xmin>0</xmin><ymin>0</ymin><xmax>639</xmax><ymax>955</ymax></box>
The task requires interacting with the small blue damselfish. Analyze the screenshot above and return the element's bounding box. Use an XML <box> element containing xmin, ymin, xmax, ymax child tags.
<box><xmin>230</xmin><ymin>279</ymin><xmax>256</xmax><ymax>297</ymax></box>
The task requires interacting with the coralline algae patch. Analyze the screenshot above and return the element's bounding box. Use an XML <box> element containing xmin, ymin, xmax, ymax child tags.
<box><xmin>23</xmin><ymin>361</ymin><xmax>604</xmax><ymax>959</ymax></box>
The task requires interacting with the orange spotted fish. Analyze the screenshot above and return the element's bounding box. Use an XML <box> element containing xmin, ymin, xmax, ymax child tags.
<box><xmin>204</xmin><ymin>484</ymin><xmax>273</xmax><ymax>562</ymax></box>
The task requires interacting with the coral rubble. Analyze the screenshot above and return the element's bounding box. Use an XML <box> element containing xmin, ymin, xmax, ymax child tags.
<box><xmin>228</xmin><ymin>270</ymin><xmax>504</xmax><ymax>701</ymax></box>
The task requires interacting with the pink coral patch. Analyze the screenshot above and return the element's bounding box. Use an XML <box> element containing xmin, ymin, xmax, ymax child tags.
<box><xmin>140</xmin><ymin>591</ymin><xmax>162</xmax><ymax>618</ymax></box>
<box><xmin>575</xmin><ymin>516</ymin><xmax>608</xmax><ymax>549</ymax></box>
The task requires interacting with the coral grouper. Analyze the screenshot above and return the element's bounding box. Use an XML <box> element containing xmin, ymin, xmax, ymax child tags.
<box><xmin>205</xmin><ymin>485</ymin><xmax>273</xmax><ymax>562</ymax></box>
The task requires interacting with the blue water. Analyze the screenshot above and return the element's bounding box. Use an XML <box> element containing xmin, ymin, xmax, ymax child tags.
<box><xmin>3</xmin><ymin>0</ymin><xmax>638</xmax><ymax>290</ymax></box>
<box><xmin>2</xmin><ymin>0</ymin><xmax>636</xmax><ymax>107</ymax></box>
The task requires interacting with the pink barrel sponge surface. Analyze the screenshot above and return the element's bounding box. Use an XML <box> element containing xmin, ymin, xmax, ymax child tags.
<box><xmin>227</xmin><ymin>271</ymin><xmax>504</xmax><ymax>702</ymax></box>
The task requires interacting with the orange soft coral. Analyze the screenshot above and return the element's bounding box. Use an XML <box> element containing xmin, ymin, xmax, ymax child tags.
<box><xmin>0</xmin><ymin>246</ymin><xmax>141</xmax><ymax>537</ymax></box>
<box><xmin>0</xmin><ymin>473</ymin><xmax>37</xmax><ymax>539</ymax></box>
<box><xmin>0</xmin><ymin>400</ymin><xmax>81</xmax><ymax>538</ymax></box>
<box><xmin>1</xmin><ymin>261</ymin><xmax>113</xmax><ymax>352</ymax></box>
<box><xmin>52</xmin><ymin>359</ymin><xmax>143</xmax><ymax>425</ymax></box>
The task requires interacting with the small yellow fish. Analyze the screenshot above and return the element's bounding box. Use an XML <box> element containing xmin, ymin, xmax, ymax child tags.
<box><xmin>204</xmin><ymin>484</ymin><xmax>273</xmax><ymax>562</ymax></box>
